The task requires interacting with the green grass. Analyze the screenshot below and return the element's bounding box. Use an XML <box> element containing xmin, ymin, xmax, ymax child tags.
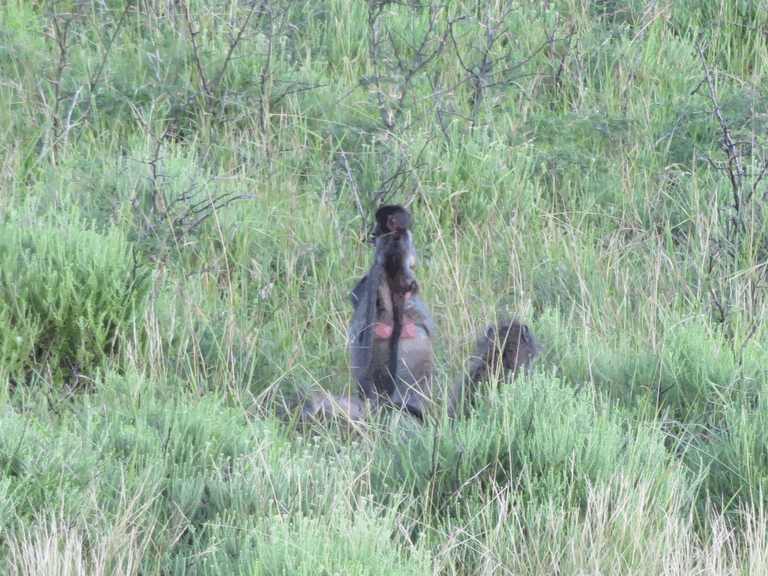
<box><xmin>2</xmin><ymin>0</ymin><xmax>768</xmax><ymax>574</ymax></box>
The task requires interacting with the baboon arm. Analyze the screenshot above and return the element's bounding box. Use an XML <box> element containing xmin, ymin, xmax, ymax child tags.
<box><xmin>349</xmin><ymin>309</ymin><xmax>373</xmax><ymax>380</ymax></box>
<box><xmin>350</xmin><ymin>274</ymin><xmax>368</xmax><ymax>311</ymax></box>
<box><xmin>348</xmin><ymin>264</ymin><xmax>384</xmax><ymax>381</ymax></box>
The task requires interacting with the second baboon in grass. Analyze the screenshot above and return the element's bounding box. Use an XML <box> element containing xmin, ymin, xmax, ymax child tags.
<box><xmin>448</xmin><ymin>320</ymin><xmax>537</xmax><ymax>419</ymax></box>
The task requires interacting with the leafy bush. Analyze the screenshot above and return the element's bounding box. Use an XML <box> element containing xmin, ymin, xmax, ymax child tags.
<box><xmin>0</xmin><ymin>209</ymin><xmax>151</xmax><ymax>384</ymax></box>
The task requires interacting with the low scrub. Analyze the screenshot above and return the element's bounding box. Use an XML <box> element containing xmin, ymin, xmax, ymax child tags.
<box><xmin>0</xmin><ymin>208</ymin><xmax>151</xmax><ymax>385</ymax></box>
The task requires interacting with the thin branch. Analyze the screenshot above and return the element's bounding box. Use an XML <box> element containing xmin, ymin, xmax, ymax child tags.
<box><xmin>185</xmin><ymin>4</ymin><xmax>211</xmax><ymax>97</ymax></box>
<box><xmin>697</xmin><ymin>41</ymin><xmax>744</xmax><ymax>213</ymax></box>
<box><xmin>369</xmin><ymin>3</ymin><xmax>394</xmax><ymax>131</ymax></box>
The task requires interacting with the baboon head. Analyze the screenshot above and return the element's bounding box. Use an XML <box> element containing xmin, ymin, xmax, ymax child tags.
<box><xmin>484</xmin><ymin>320</ymin><xmax>537</xmax><ymax>377</ymax></box>
<box><xmin>372</xmin><ymin>205</ymin><xmax>419</xmax><ymax>270</ymax></box>
<box><xmin>449</xmin><ymin>319</ymin><xmax>538</xmax><ymax>419</ymax></box>
<box><xmin>373</xmin><ymin>205</ymin><xmax>412</xmax><ymax>236</ymax></box>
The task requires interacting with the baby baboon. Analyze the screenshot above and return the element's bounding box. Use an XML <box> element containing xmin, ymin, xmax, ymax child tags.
<box><xmin>348</xmin><ymin>205</ymin><xmax>435</xmax><ymax>419</ymax></box>
<box><xmin>448</xmin><ymin>320</ymin><xmax>537</xmax><ymax>419</ymax></box>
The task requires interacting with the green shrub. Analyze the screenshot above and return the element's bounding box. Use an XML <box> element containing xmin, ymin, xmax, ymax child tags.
<box><xmin>373</xmin><ymin>372</ymin><xmax>679</xmax><ymax>521</ymax></box>
<box><xmin>0</xmin><ymin>209</ymin><xmax>151</xmax><ymax>384</ymax></box>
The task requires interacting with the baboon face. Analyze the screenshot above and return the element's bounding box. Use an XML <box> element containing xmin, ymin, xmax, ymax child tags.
<box><xmin>373</xmin><ymin>205</ymin><xmax>418</xmax><ymax>270</ymax></box>
<box><xmin>380</xmin><ymin>236</ymin><xmax>418</xmax><ymax>297</ymax></box>
<box><xmin>396</xmin><ymin>229</ymin><xmax>419</xmax><ymax>271</ymax></box>
<box><xmin>488</xmin><ymin>321</ymin><xmax>537</xmax><ymax>376</ymax></box>
<box><xmin>386</xmin><ymin>211</ymin><xmax>410</xmax><ymax>234</ymax></box>
<box><xmin>373</xmin><ymin>206</ymin><xmax>419</xmax><ymax>301</ymax></box>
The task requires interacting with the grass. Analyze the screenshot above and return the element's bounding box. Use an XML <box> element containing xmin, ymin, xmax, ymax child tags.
<box><xmin>2</xmin><ymin>0</ymin><xmax>768</xmax><ymax>573</ymax></box>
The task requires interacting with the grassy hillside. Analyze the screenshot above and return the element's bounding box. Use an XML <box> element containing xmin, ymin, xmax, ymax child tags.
<box><xmin>2</xmin><ymin>0</ymin><xmax>768</xmax><ymax>573</ymax></box>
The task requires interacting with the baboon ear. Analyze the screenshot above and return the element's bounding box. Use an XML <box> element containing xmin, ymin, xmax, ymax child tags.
<box><xmin>521</xmin><ymin>324</ymin><xmax>531</xmax><ymax>344</ymax></box>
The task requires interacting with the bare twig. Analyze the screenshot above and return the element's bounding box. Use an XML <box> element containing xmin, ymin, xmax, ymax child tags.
<box><xmin>696</xmin><ymin>38</ymin><xmax>767</xmax><ymax>369</ymax></box>
<box><xmin>211</xmin><ymin>2</ymin><xmax>265</xmax><ymax>98</ymax></box>
<box><xmin>259</xmin><ymin>2</ymin><xmax>274</xmax><ymax>137</ymax></box>
<box><xmin>369</xmin><ymin>2</ymin><xmax>395</xmax><ymax>130</ymax></box>
<box><xmin>448</xmin><ymin>2</ymin><xmax>557</xmax><ymax>128</ymax></box>
<box><xmin>543</xmin><ymin>12</ymin><xmax>576</xmax><ymax>110</ymax></box>
<box><xmin>697</xmin><ymin>41</ymin><xmax>745</xmax><ymax>218</ymax></box>
<box><xmin>127</xmin><ymin>0</ymin><xmax>285</xmax><ymax>257</ymax></box>
<box><xmin>184</xmin><ymin>3</ymin><xmax>211</xmax><ymax>97</ymax></box>
<box><xmin>46</xmin><ymin>0</ymin><xmax>83</xmax><ymax>163</ymax></box>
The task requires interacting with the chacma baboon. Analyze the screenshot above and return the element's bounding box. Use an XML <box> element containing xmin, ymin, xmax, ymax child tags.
<box><xmin>349</xmin><ymin>205</ymin><xmax>435</xmax><ymax>419</ymax></box>
<box><xmin>448</xmin><ymin>320</ymin><xmax>537</xmax><ymax>419</ymax></box>
<box><xmin>377</xmin><ymin>206</ymin><xmax>419</xmax><ymax>394</ymax></box>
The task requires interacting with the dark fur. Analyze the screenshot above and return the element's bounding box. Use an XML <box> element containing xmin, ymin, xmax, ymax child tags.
<box><xmin>348</xmin><ymin>206</ymin><xmax>434</xmax><ymax>419</ymax></box>
<box><xmin>448</xmin><ymin>320</ymin><xmax>537</xmax><ymax>419</ymax></box>
<box><xmin>348</xmin><ymin>261</ymin><xmax>382</xmax><ymax>395</ymax></box>
<box><xmin>377</xmin><ymin>207</ymin><xmax>418</xmax><ymax>393</ymax></box>
<box><xmin>373</xmin><ymin>205</ymin><xmax>411</xmax><ymax>237</ymax></box>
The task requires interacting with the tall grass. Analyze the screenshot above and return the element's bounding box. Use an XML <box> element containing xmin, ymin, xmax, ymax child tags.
<box><xmin>2</xmin><ymin>0</ymin><xmax>768</xmax><ymax>573</ymax></box>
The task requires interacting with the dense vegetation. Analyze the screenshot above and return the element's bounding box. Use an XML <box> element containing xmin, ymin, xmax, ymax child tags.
<box><xmin>2</xmin><ymin>0</ymin><xmax>768</xmax><ymax>573</ymax></box>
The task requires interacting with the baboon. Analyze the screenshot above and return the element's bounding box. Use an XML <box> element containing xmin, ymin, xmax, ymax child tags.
<box><xmin>349</xmin><ymin>206</ymin><xmax>435</xmax><ymax>419</ymax></box>
<box><xmin>377</xmin><ymin>206</ymin><xmax>419</xmax><ymax>394</ymax></box>
<box><xmin>448</xmin><ymin>320</ymin><xmax>537</xmax><ymax>419</ymax></box>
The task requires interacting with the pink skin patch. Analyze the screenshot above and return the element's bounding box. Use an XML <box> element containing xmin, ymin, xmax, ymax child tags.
<box><xmin>374</xmin><ymin>320</ymin><xmax>418</xmax><ymax>340</ymax></box>
<box><xmin>373</xmin><ymin>292</ymin><xmax>416</xmax><ymax>340</ymax></box>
